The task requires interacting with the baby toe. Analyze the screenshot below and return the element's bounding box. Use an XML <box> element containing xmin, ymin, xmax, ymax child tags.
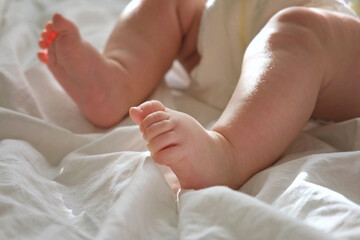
<box><xmin>147</xmin><ymin>131</ymin><xmax>178</xmax><ymax>154</ymax></box>
<box><xmin>38</xmin><ymin>39</ymin><xmax>51</xmax><ymax>49</ymax></box>
<box><xmin>141</xmin><ymin>111</ymin><xmax>170</xmax><ymax>130</ymax></box>
<box><xmin>45</xmin><ymin>22</ymin><xmax>56</xmax><ymax>34</ymax></box>
<box><xmin>144</xmin><ymin>119</ymin><xmax>174</xmax><ymax>142</ymax></box>
<box><xmin>130</xmin><ymin>100</ymin><xmax>167</xmax><ymax>126</ymax></box>
<box><xmin>152</xmin><ymin>145</ymin><xmax>184</xmax><ymax>166</ymax></box>
<box><xmin>41</xmin><ymin>31</ymin><xmax>50</xmax><ymax>41</ymax></box>
<box><xmin>37</xmin><ymin>51</ymin><xmax>48</xmax><ymax>63</ymax></box>
<box><xmin>41</xmin><ymin>31</ymin><xmax>57</xmax><ymax>42</ymax></box>
<box><xmin>139</xmin><ymin>100</ymin><xmax>166</xmax><ymax>116</ymax></box>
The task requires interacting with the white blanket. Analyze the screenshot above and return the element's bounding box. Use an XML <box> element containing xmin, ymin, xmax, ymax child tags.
<box><xmin>0</xmin><ymin>0</ymin><xmax>359</xmax><ymax>239</ymax></box>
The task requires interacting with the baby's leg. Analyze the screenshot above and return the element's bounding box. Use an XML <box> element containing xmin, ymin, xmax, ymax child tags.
<box><xmin>38</xmin><ymin>0</ymin><xmax>205</xmax><ymax>127</ymax></box>
<box><xmin>212</xmin><ymin>7</ymin><xmax>360</xmax><ymax>185</ymax></box>
<box><xmin>131</xmin><ymin>8</ymin><xmax>360</xmax><ymax>190</ymax></box>
<box><xmin>38</xmin><ymin>14</ymin><xmax>125</xmax><ymax>127</ymax></box>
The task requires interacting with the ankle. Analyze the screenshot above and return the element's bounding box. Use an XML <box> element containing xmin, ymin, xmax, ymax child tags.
<box><xmin>81</xmin><ymin>98</ymin><xmax>129</xmax><ymax>128</ymax></box>
<box><xmin>210</xmin><ymin>130</ymin><xmax>249</xmax><ymax>188</ymax></box>
<box><xmin>81</xmin><ymin>58</ymin><xmax>133</xmax><ymax>127</ymax></box>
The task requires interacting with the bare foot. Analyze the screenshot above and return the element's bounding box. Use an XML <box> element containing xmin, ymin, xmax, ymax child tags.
<box><xmin>129</xmin><ymin>100</ymin><xmax>241</xmax><ymax>190</ymax></box>
<box><xmin>38</xmin><ymin>14</ymin><xmax>129</xmax><ymax>127</ymax></box>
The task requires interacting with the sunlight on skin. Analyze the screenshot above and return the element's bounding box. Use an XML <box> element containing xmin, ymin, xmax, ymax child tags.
<box><xmin>38</xmin><ymin>24</ymin><xmax>58</xmax><ymax>63</ymax></box>
<box><xmin>237</xmin><ymin>29</ymin><xmax>273</xmax><ymax>99</ymax></box>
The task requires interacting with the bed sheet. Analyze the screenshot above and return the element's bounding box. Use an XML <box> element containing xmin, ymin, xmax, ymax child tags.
<box><xmin>0</xmin><ymin>0</ymin><xmax>359</xmax><ymax>239</ymax></box>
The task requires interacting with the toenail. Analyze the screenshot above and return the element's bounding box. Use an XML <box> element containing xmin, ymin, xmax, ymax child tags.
<box><xmin>133</xmin><ymin>106</ymin><xmax>142</xmax><ymax>111</ymax></box>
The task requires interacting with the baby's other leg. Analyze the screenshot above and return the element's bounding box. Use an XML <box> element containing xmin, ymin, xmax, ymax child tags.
<box><xmin>38</xmin><ymin>0</ymin><xmax>205</xmax><ymax>127</ymax></box>
<box><xmin>38</xmin><ymin>14</ymin><xmax>126</xmax><ymax>127</ymax></box>
<box><xmin>213</xmin><ymin>7</ymin><xmax>360</xmax><ymax>185</ymax></box>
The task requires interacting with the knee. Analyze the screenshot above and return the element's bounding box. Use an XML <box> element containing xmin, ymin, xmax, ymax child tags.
<box><xmin>264</xmin><ymin>7</ymin><xmax>329</xmax><ymax>54</ymax></box>
<box><xmin>273</xmin><ymin>6</ymin><xmax>327</xmax><ymax>26</ymax></box>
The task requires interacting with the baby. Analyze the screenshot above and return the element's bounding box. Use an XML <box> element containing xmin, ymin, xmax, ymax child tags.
<box><xmin>38</xmin><ymin>0</ymin><xmax>360</xmax><ymax>190</ymax></box>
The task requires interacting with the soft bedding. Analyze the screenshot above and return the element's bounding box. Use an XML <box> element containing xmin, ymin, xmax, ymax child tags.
<box><xmin>0</xmin><ymin>0</ymin><xmax>359</xmax><ymax>239</ymax></box>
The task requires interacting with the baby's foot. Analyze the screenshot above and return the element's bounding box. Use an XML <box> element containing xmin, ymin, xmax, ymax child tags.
<box><xmin>38</xmin><ymin>14</ymin><xmax>127</xmax><ymax>127</ymax></box>
<box><xmin>129</xmin><ymin>100</ymin><xmax>241</xmax><ymax>190</ymax></box>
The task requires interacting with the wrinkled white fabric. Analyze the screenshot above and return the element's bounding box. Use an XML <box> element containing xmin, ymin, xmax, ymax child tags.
<box><xmin>0</xmin><ymin>0</ymin><xmax>359</xmax><ymax>239</ymax></box>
